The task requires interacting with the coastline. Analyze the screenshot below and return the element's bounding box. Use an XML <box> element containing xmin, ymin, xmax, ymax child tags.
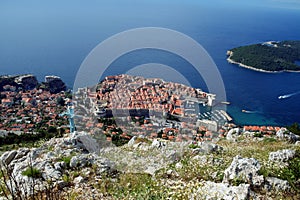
<box><xmin>226</xmin><ymin>50</ymin><xmax>300</xmax><ymax>73</ymax></box>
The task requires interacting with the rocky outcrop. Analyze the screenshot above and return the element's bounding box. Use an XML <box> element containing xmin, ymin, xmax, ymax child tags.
<box><xmin>269</xmin><ymin>149</ymin><xmax>295</xmax><ymax>163</ymax></box>
<box><xmin>16</xmin><ymin>75</ymin><xmax>38</xmax><ymax>90</ymax></box>
<box><xmin>47</xmin><ymin>78</ymin><xmax>66</xmax><ymax>93</ymax></box>
<box><xmin>0</xmin><ymin>74</ymin><xmax>38</xmax><ymax>91</ymax></box>
<box><xmin>0</xmin><ymin>132</ymin><xmax>115</xmax><ymax>197</ymax></box>
<box><xmin>226</xmin><ymin>128</ymin><xmax>240</xmax><ymax>142</ymax></box>
<box><xmin>40</xmin><ymin>78</ymin><xmax>66</xmax><ymax>94</ymax></box>
<box><xmin>276</xmin><ymin>128</ymin><xmax>300</xmax><ymax>143</ymax></box>
<box><xmin>0</xmin><ymin>130</ymin><xmax>297</xmax><ymax>199</ymax></box>
<box><xmin>223</xmin><ymin>155</ymin><xmax>264</xmax><ymax>187</ymax></box>
<box><xmin>264</xmin><ymin>177</ymin><xmax>290</xmax><ymax>192</ymax></box>
<box><xmin>0</xmin><ymin>150</ymin><xmax>17</xmax><ymax>165</ymax></box>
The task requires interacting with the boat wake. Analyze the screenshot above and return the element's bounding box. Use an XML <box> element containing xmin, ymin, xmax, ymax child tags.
<box><xmin>242</xmin><ymin>110</ymin><xmax>260</xmax><ymax>114</ymax></box>
<box><xmin>278</xmin><ymin>91</ymin><xmax>300</xmax><ymax>99</ymax></box>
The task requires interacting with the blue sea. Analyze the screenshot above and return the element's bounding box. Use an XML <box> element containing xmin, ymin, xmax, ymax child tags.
<box><xmin>0</xmin><ymin>0</ymin><xmax>300</xmax><ymax>126</ymax></box>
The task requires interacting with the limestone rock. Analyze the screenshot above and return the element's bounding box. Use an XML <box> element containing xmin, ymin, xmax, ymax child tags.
<box><xmin>73</xmin><ymin>176</ymin><xmax>85</xmax><ymax>185</ymax></box>
<box><xmin>0</xmin><ymin>150</ymin><xmax>17</xmax><ymax>165</ymax></box>
<box><xmin>276</xmin><ymin>128</ymin><xmax>300</xmax><ymax>143</ymax></box>
<box><xmin>42</xmin><ymin>163</ymin><xmax>62</xmax><ymax>180</ymax></box>
<box><xmin>127</xmin><ymin>136</ymin><xmax>137</xmax><ymax>147</ymax></box>
<box><xmin>14</xmin><ymin>148</ymin><xmax>30</xmax><ymax>160</ymax></box>
<box><xmin>75</xmin><ymin>133</ymin><xmax>102</xmax><ymax>153</ymax></box>
<box><xmin>54</xmin><ymin>161</ymin><xmax>66</xmax><ymax>172</ymax></box>
<box><xmin>264</xmin><ymin>177</ymin><xmax>290</xmax><ymax>192</ymax></box>
<box><xmin>70</xmin><ymin>155</ymin><xmax>90</xmax><ymax>168</ymax></box>
<box><xmin>144</xmin><ymin>166</ymin><xmax>158</xmax><ymax>175</ymax></box>
<box><xmin>269</xmin><ymin>149</ymin><xmax>295</xmax><ymax>163</ymax></box>
<box><xmin>175</xmin><ymin>162</ymin><xmax>183</xmax><ymax>169</ymax></box>
<box><xmin>151</xmin><ymin>139</ymin><xmax>166</xmax><ymax>149</ymax></box>
<box><xmin>55</xmin><ymin>180</ymin><xmax>69</xmax><ymax>190</ymax></box>
<box><xmin>226</xmin><ymin>128</ymin><xmax>240</xmax><ymax>142</ymax></box>
<box><xmin>223</xmin><ymin>155</ymin><xmax>264</xmax><ymax>187</ymax></box>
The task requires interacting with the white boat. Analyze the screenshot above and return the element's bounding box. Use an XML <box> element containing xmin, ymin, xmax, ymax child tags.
<box><xmin>278</xmin><ymin>95</ymin><xmax>289</xmax><ymax>99</ymax></box>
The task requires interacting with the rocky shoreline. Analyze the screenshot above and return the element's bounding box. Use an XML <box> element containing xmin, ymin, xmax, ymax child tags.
<box><xmin>226</xmin><ymin>51</ymin><xmax>277</xmax><ymax>73</ymax></box>
<box><xmin>227</xmin><ymin>50</ymin><xmax>300</xmax><ymax>73</ymax></box>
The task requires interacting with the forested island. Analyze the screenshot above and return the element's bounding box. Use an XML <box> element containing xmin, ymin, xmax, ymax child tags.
<box><xmin>227</xmin><ymin>40</ymin><xmax>300</xmax><ymax>72</ymax></box>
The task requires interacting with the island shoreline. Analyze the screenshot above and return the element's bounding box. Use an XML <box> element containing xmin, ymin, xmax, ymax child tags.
<box><xmin>226</xmin><ymin>50</ymin><xmax>300</xmax><ymax>73</ymax></box>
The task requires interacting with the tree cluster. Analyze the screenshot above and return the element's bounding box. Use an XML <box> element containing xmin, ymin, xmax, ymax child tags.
<box><xmin>230</xmin><ymin>41</ymin><xmax>300</xmax><ymax>71</ymax></box>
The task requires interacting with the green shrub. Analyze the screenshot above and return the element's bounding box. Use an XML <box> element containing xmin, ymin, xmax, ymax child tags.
<box><xmin>259</xmin><ymin>150</ymin><xmax>300</xmax><ymax>191</ymax></box>
<box><xmin>253</xmin><ymin>132</ymin><xmax>263</xmax><ymax>138</ymax></box>
<box><xmin>59</xmin><ymin>156</ymin><xmax>72</xmax><ymax>166</ymax></box>
<box><xmin>188</xmin><ymin>143</ymin><xmax>199</xmax><ymax>149</ymax></box>
<box><xmin>287</xmin><ymin>122</ymin><xmax>300</xmax><ymax>136</ymax></box>
<box><xmin>22</xmin><ymin>167</ymin><xmax>42</xmax><ymax>178</ymax></box>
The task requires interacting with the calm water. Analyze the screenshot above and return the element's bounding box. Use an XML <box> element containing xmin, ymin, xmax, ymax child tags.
<box><xmin>0</xmin><ymin>0</ymin><xmax>300</xmax><ymax>125</ymax></box>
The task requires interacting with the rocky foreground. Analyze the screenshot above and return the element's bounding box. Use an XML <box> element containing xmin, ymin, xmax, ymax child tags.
<box><xmin>0</xmin><ymin>128</ymin><xmax>300</xmax><ymax>199</ymax></box>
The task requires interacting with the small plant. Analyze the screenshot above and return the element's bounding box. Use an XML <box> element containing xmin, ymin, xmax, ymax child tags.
<box><xmin>59</xmin><ymin>156</ymin><xmax>72</xmax><ymax>167</ymax></box>
<box><xmin>70</xmin><ymin>171</ymin><xmax>80</xmax><ymax>179</ymax></box>
<box><xmin>188</xmin><ymin>143</ymin><xmax>199</xmax><ymax>149</ymax></box>
<box><xmin>62</xmin><ymin>174</ymin><xmax>71</xmax><ymax>183</ymax></box>
<box><xmin>22</xmin><ymin>167</ymin><xmax>42</xmax><ymax>178</ymax></box>
<box><xmin>231</xmin><ymin>175</ymin><xmax>247</xmax><ymax>186</ymax></box>
<box><xmin>1</xmin><ymin>161</ymin><xmax>61</xmax><ymax>199</ymax></box>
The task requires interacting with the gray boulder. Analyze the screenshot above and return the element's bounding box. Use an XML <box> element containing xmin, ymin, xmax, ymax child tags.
<box><xmin>223</xmin><ymin>155</ymin><xmax>264</xmax><ymax>187</ymax></box>
<box><xmin>151</xmin><ymin>139</ymin><xmax>166</xmax><ymax>149</ymax></box>
<box><xmin>54</xmin><ymin>161</ymin><xmax>66</xmax><ymax>172</ymax></box>
<box><xmin>191</xmin><ymin>181</ymin><xmax>250</xmax><ymax>200</ymax></box>
<box><xmin>226</xmin><ymin>128</ymin><xmax>240</xmax><ymax>142</ymax></box>
<box><xmin>276</xmin><ymin>128</ymin><xmax>300</xmax><ymax>143</ymax></box>
<box><xmin>70</xmin><ymin>132</ymin><xmax>102</xmax><ymax>153</ymax></box>
<box><xmin>41</xmin><ymin>163</ymin><xmax>62</xmax><ymax>180</ymax></box>
<box><xmin>70</xmin><ymin>155</ymin><xmax>90</xmax><ymax>168</ymax></box>
<box><xmin>73</xmin><ymin>176</ymin><xmax>85</xmax><ymax>185</ymax></box>
<box><xmin>0</xmin><ymin>150</ymin><xmax>17</xmax><ymax>165</ymax></box>
<box><xmin>55</xmin><ymin>180</ymin><xmax>69</xmax><ymax>189</ymax></box>
<box><xmin>14</xmin><ymin>148</ymin><xmax>30</xmax><ymax>160</ymax></box>
<box><xmin>76</xmin><ymin>134</ymin><xmax>101</xmax><ymax>153</ymax></box>
<box><xmin>69</xmin><ymin>153</ymin><xmax>114</xmax><ymax>175</ymax></box>
<box><xmin>127</xmin><ymin>136</ymin><xmax>137</xmax><ymax>147</ymax></box>
<box><xmin>144</xmin><ymin>166</ymin><xmax>158</xmax><ymax>175</ymax></box>
<box><xmin>93</xmin><ymin>157</ymin><xmax>115</xmax><ymax>175</ymax></box>
<box><xmin>269</xmin><ymin>149</ymin><xmax>295</xmax><ymax>163</ymax></box>
<box><xmin>264</xmin><ymin>177</ymin><xmax>290</xmax><ymax>192</ymax></box>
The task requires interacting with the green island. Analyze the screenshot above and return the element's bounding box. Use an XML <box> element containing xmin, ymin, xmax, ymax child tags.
<box><xmin>227</xmin><ymin>40</ymin><xmax>300</xmax><ymax>72</ymax></box>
